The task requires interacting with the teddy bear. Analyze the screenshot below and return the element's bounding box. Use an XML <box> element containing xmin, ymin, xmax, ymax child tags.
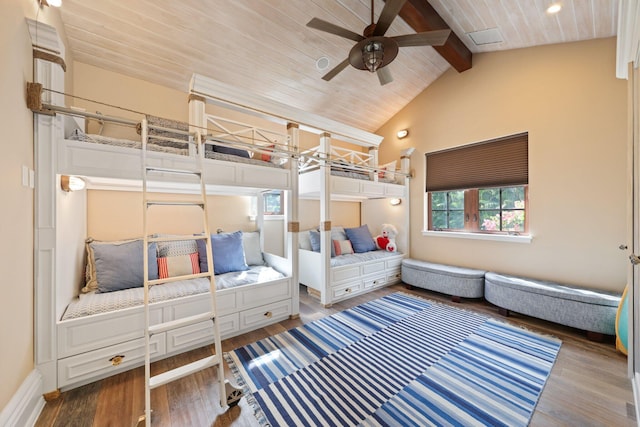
<box><xmin>375</xmin><ymin>223</ymin><xmax>398</xmax><ymax>252</ymax></box>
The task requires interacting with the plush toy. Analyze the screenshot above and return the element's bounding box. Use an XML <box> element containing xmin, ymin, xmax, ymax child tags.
<box><xmin>375</xmin><ymin>223</ymin><xmax>398</xmax><ymax>252</ymax></box>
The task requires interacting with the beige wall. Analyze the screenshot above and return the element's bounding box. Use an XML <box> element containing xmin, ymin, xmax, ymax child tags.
<box><xmin>299</xmin><ymin>200</ymin><xmax>361</xmax><ymax>231</ymax></box>
<box><xmin>87</xmin><ymin>190</ymin><xmax>255</xmax><ymax>240</ymax></box>
<box><xmin>0</xmin><ymin>0</ymin><xmax>71</xmax><ymax>411</ymax></box>
<box><xmin>377</xmin><ymin>38</ymin><xmax>627</xmax><ymax>291</ymax></box>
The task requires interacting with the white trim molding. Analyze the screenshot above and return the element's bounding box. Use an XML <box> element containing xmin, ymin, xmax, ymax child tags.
<box><xmin>616</xmin><ymin>0</ymin><xmax>640</xmax><ymax>79</ymax></box>
<box><xmin>0</xmin><ymin>370</ymin><xmax>45</xmax><ymax>427</ymax></box>
<box><xmin>422</xmin><ymin>230</ymin><xmax>533</xmax><ymax>243</ymax></box>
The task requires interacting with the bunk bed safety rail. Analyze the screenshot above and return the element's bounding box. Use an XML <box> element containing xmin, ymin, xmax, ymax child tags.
<box><xmin>205</xmin><ymin>114</ymin><xmax>295</xmax><ymax>162</ymax></box>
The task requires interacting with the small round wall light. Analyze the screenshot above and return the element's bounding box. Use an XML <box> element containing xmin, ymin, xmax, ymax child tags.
<box><xmin>396</xmin><ymin>129</ymin><xmax>409</xmax><ymax>139</ymax></box>
<box><xmin>389</xmin><ymin>198</ymin><xmax>402</xmax><ymax>206</ymax></box>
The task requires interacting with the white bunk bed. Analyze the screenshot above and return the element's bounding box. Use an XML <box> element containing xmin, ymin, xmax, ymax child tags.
<box><xmin>297</xmin><ymin>135</ymin><xmax>410</xmax><ymax>307</ymax></box>
<box><xmin>33</xmin><ymin>59</ymin><xmax>381</xmax><ymax>397</ymax></box>
<box><xmin>38</xmin><ymin>104</ymin><xmax>300</xmax><ymax>390</ymax></box>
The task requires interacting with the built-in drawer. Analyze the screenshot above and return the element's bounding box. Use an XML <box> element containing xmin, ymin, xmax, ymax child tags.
<box><xmin>385</xmin><ymin>257</ymin><xmax>404</xmax><ymax>270</ymax></box>
<box><xmin>363</xmin><ymin>275</ymin><xmax>386</xmax><ymax>290</ymax></box>
<box><xmin>332</xmin><ymin>282</ymin><xmax>362</xmax><ymax>300</ymax></box>
<box><xmin>164</xmin><ymin>294</ymin><xmax>212</xmax><ymax>322</ymax></box>
<box><xmin>58</xmin><ymin>334</ymin><xmax>165</xmax><ymax>388</ymax></box>
<box><xmin>332</xmin><ymin>265</ymin><xmax>360</xmax><ymax>283</ymax></box>
<box><xmin>218</xmin><ymin>313</ymin><xmax>240</xmax><ymax>339</ymax></box>
<box><xmin>216</xmin><ymin>289</ymin><xmax>238</xmax><ymax>316</ymax></box>
<box><xmin>362</xmin><ymin>261</ymin><xmax>385</xmax><ymax>275</ymax></box>
<box><xmin>237</xmin><ymin>279</ymin><xmax>292</xmax><ymax>309</ymax></box>
<box><xmin>58</xmin><ymin>306</ymin><xmax>163</xmax><ymax>358</ymax></box>
<box><xmin>239</xmin><ymin>299</ymin><xmax>292</xmax><ymax>331</ymax></box>
<box><xmin>386</xmin><ymin>269</ymin><xmax>402</xmax><ymax>284</ymax></box>
<box><xmin>166</xmin><ymin>321</ymin><xmax>215</xmax><ymax>354</ymax></box>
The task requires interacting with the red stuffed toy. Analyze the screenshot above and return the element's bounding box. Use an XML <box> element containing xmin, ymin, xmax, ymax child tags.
<box><xmin>375</xmin><ymin>224</ymin><xmax>398</xmax><ymax>252</ymax></box>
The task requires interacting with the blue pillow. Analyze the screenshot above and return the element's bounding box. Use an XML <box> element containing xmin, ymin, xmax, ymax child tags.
<box><xmin>308</xmin><ymin>230</ymin><xmax>336</xmax><ymax>257</ymax></box>
<box><xmin>92</xmin><ymin>240</ymin><xmax>158</xmax><ymax>293</ymax></box>
<box><xmin>344</xmin><ymin>224</ymin><xmax>377</xmax><ymax>253</ymax></box>
<box><xmin>212</xmin><ymin>144</ymin><xmax>250</xmax><ymax>159</ymax></box>
<box><xmin>197</xmin><ymin>231</ymin><xmax>249</xmax><ymax>275</ymax></box>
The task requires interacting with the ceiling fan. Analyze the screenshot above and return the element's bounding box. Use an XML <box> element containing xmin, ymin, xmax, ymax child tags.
<box><xmin>307</xmin><ymin>0</ymin><xmax>451</xmax><ymax>85</ymax></box>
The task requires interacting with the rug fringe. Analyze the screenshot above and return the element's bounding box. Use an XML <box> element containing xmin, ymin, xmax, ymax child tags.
<box><xmin>223</xmin><ymin>352</ymin><xmax>271</xmax><ymax>427</ymax></box>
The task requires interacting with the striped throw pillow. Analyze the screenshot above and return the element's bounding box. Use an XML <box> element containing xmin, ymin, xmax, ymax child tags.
<box><xmin>332</xmin><ymin>240</ymin><xmax>354</xmax><ymax>256</ymax></box>
<box><xmin>157</xmin><ymin>253</ymin><xmax>200</xmax><ymax>279</ymax></box>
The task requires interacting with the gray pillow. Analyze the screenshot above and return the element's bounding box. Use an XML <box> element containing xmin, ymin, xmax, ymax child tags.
<box><xmin>243</xmin><ymin>231</ymin><xmax>264</xmax><ymax>266</ymax></box>
<box><xmin>91</xmin><ymin>240</ymin><xmax>158</xmax><ymax>293</ymax></box>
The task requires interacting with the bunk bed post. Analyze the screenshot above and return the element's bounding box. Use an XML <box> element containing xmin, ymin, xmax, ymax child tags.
<box><xmin>401</xmin><ymin>153</ymin><xmax>411</xmax><ymax>257</ymax></box>
<box><xmin>287</xmin><ymin>123</ymin><xmax>300</xmax><ymax>318</ymax></box>
<box><xmin>31</xmin><ymin>20</ymin><xmax>69</xmax><ymax>396</ymax></box>
<box><xmin>369</xmin><ymin>147</ymin><xmax>379</xmax><ymax>182</ymax></box>
<box><xmin>188</xmin><ymin>94</ymin><xmax>206</xmax><ymax>157</ymax></box>
<box><xmin>319</xmin><ymin>132</ymin><xmax>332</xmax><ymax>307</ymax></box>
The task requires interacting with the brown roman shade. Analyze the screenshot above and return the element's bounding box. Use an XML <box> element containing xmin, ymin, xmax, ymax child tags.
<box><xmin>426</xmin><ymin>132</ymin><xmax>528</xmax><ymax>192</ymax></box>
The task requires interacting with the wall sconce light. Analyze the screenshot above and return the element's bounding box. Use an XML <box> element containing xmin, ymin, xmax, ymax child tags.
<box><xmin>389</xmin><ymin>198</ymin><xmax>402</xmax><ymax>206</ymax></box>
<box><xmin>61</xmin><ymin>175</ymin><xmax>86</xmax><ymax>192</ymax></box>
<box><xmin>396</xmin><ymin>129</ymin><xmax>409</xmax><ymax>139</ymax></box>
<box><xmin>39</xmin><ymin>0</ymin><xmax>62</xmax><ymax>7</ymax></box>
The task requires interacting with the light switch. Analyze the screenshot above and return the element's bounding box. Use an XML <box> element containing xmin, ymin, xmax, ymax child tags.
<box><xmin>22</xmin><ymin>166</ymin><xmax>29</xmax><ymax>187</ymax></box>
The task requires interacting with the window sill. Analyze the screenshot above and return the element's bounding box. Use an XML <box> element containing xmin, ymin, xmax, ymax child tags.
<box><xmin>264</xmin><ymin>215</ymin><xmax>284</xmax><ymax>221</ymax></box>
<box><xmin>422</xmin><ymin>230</ymin><xmax>532</xmax><ymax>243</ymax></box>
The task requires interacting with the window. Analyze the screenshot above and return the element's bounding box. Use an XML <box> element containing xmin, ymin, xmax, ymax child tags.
<box><xmin>263</xmin><ymin>191</ymin><xmax>283</xmax><ymax>215</ymax></box>
<box><xmin>429</xmin><ymin>186</ymin><xmax>527</xmax><ymax>233</ymax></box>
<box><xmin>426</xmin><ymin>133</ymin><xmax>528</xmax><ymax>235</ymax></box>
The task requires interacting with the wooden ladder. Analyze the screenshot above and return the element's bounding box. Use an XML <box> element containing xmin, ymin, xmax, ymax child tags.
<box><xmin>137</xmin><ymin>119</ymin><xmax>242</xmax><ymax>426</ymax></box>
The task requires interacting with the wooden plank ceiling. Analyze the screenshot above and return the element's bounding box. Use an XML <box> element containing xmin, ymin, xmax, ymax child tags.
<box><xmin>58</xmin><ymin>0</ymin><xmax>617</xmax><ymax>132</ymax></box>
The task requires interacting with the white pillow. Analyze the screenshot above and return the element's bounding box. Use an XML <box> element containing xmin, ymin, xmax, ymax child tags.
<box><xmin>299</xmin><ymin>230</ymin><xmax>313</xmax><ymax>250</ymax></box>
<box><xmin>242</xmin><ymin>231</ymin><xmax>264</xmax><ymax>265</ymax></box>
<box><xmin>381</xmin><ymin>160</ymin><xmax>397</xmax><ymax>180</ymax></box>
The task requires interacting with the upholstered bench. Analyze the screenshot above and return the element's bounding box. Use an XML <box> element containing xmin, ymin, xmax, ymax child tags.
<box><xmin>485</xmin><ymin>272</ymin><xmax>622</xmax><ymax>340</ymax></box>
<box><xmin>401</xmin><ymin>259</ymin><xmax>486</xmax><ymax>302</ymax></box>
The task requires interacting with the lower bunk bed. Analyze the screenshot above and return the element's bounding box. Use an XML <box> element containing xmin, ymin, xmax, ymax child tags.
<box><xmin>56</xmin><ymin>231</ymin><xmax>294</xmax><ymax>390</ymax></box>
<box><xmin>298</xmin><ymin>226</ymin><xmax>404</xmax><ymax>305</ymax></box>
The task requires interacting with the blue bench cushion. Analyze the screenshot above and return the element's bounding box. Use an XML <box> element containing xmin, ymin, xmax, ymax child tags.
<box><xmin>402</xmin><ymin>259</ymin><xmax>485</xmax><ymax>299</ymax></box>
<box><xmin>485</xmin><ymin>272</ymin><xmax>621</xmax><ymax>307</ymax></box>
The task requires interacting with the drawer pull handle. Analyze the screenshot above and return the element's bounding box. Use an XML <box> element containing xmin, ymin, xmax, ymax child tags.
<box><xmin>345</xmin><ymin>288</ymin><xmax>351</xmax><ymax>293</ymax></box>
<box><xmin>264</xmin><ymin>311</ymin><xmax>273</xmax><ymax>318</ymax></box>
<box><xmin>109</xmin><ymin>355</ymin><xmax>125</xmax><ymax>366</ymax></box>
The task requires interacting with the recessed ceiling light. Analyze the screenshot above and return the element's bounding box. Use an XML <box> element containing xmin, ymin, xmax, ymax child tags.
<box><xmin>315</xmin><ymin>56</ymin><xmax>329</xmax><ymax>71</ymax></box>
<box><xmin>546</xmin><ymin>3</ymin><xmax>562</xmax><ymax>14</ymax></box>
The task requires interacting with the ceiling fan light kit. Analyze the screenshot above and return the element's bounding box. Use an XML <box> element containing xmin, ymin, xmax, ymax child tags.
<box><xmin>306</xmin><ymin>0</ymin><xmax>450</xmax><ymax>85</ymax></box>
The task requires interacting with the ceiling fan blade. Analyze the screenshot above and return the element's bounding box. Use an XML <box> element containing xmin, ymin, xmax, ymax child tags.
<box><xmin>373</xmin><ymin>0</ymin><xmax>408</xmax><ymax>37</ymax></box>
<box><xmin>377</xmin><ymin>67</ymin><xmax>393</xmax><ymax>85</ymax></box>
<box><xmin>322</xmin><ymin>58</ymin><xmax>351</xmax><ymax>81</ymax></box>
<box><xmin>392</xmin><ymin>29</ymin><xmax>451</xmax><ymax>47</ymax></box>
<box><xmin>307</xmin><ymin>18</ymin><xmax>364</xmax><ymax>42</ymax></box>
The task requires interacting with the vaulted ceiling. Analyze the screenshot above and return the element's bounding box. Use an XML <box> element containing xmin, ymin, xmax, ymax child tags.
<box><xmin>58</xmin><ymin>0</ymin><xmax>618</xmax><ymax>132</ymax></box>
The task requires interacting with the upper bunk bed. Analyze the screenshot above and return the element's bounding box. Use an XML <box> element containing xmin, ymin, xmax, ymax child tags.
<box><xmin>298</xmin><ymin>142</ymin><xmax>408</xmax><ymax>200</ymax></box>
<box><xmin>56</xmin><ymin>109</ymin><xmax>296</xmax><ymax>193</ymax></box>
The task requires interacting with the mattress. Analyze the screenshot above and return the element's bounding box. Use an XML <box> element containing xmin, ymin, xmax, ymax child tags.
<box><xmin>204</xmin><ymin>150</ymin><xmax>284</xmax><ymax>168</ymax></box>
<box><xmin>68</xmin><ymin>128</ymin><xmax>189</xmax><ymax>155</ymax></box>
<box><xmin>61</xmin><ymin>265</ymin><xmax>285</xmax><ymax>320</ymax></box>
<box><xmin>330</xmin><ymin>250</ymin><xmax>401</xmax><ymax>267</ymax></box>
<box><xmin>300</xmin><ymin>166</ymin><xmax>395</xmax><ymax>183</ymax></box>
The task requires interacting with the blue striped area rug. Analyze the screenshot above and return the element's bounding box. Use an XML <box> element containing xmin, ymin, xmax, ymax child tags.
<box><xmin>224</xmin><ymin>292</ymin><xmax>561</xmax><ymax>426</ymax></box>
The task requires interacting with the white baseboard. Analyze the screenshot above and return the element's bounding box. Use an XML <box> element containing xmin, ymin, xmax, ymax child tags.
<box><xmin>0</xmin><ymin>370</ymin><xmax>45</xmax><ymax>427</ymax></box>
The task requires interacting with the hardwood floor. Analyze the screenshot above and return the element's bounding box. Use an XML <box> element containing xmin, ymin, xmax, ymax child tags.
<box><xmin>36</xmin><ymin>284</ymin><xmax>636</xmax><ymax>427</ymax></box>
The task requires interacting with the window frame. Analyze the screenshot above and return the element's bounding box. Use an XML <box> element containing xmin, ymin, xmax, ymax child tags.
<box><xmin>428</xmin><ymin>186</ymin><xmax>529</xmax><ymax>235</ymax></box>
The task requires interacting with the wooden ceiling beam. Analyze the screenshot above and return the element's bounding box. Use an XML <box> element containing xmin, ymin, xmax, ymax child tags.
<box><xmin>396</xmin><ymin>0</ymin><xmax>472</xmax><ymax>72</ymax></box>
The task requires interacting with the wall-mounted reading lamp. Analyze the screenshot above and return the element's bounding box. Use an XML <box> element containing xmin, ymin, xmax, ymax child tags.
<box><xmin>61</xmin><ymin>175</ymin><xmax>86</xmax><ymax>192</ymax></box>
<box><xmin>389</xmin><ymin>198</ymin><xmax>402</xmax><ymax>206</ymax></box>
<box><xmin>39</xmin><ymin>0</ymin><xmax>62</xmax><ymax>7</ymax></box>
<box><xmin>396</xmin><ymin>129</ymin><xmax>409</xmax><ymax>139</ymax></box>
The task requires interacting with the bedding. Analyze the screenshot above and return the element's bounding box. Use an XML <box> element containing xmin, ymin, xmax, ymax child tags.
<box><xmin>344</xmin><ymin>224</ymin><xmax>377</xmax><ymax>253</ymax></box>
<box><xmin>329</xmin><ymin>249</ymin><xmax>400</xmax><ymax>267</ymax></box>
<box><xmin>68</xmin><ymin>128</ymin><xmax>188</xmax><ymax>155</ymax></box>
<box><xmin>204</xmin><ymin>150</ymin><xmax>284</xmax><ymax>168</ymax></box>
<box><xmin>61</xmin><ymin>265</ymin><xmax>286</xmax><ymax>321</ymax></box>
<box><xmin>196</xmin><ymin>231</ymin><xmax>249</xmax><ymax>275</ymax></box>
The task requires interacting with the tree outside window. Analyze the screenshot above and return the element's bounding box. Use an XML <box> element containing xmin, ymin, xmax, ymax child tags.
<box><xmin>263</xmin><ymin>191</ymin><xmax>283</xmax><ymax>215</ymax></box>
